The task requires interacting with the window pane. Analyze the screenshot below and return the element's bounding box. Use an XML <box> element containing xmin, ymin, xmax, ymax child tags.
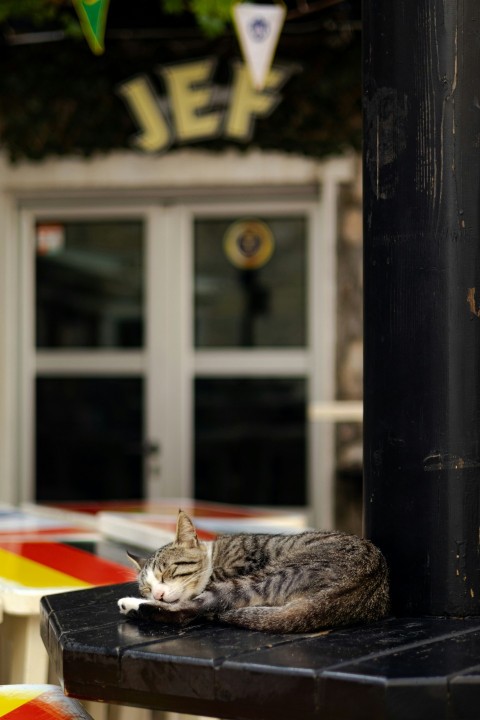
<box><xmin>194</xmin><ymin>217</ymin><xmax>307</xmax><ymax>347</ymax></box>
<box><xmin>36</xmin><ymin>220</ymin><xmax>144</xmax><ymax>348</ymax></box>
<box><xmin>194</xmin><ymin>378</ymin><xmax>307</xmax><ymax>506</ymax></box>
<box><xmin>36</xmin><ymin>377</ymin><xmax>144</xmax><ymax>501</ymax></box>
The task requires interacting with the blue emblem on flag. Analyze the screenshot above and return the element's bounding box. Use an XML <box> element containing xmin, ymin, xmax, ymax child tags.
<box><xmin>248</xmin><ymin>16</ymin><xmax>271</xmax><ymax>42</ymax></box>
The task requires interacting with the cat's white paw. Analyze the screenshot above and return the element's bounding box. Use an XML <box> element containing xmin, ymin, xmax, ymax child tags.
<box><xmin>118</xmin><ymin>596</ymin><xmax>153</xmax><ymax>614</ymax></box>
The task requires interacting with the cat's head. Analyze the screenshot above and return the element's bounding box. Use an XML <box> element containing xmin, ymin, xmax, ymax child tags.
<box><xmin>127</xmin><ymin>510</ymin><xmax>211</xmax><ymax>604</ymax></box>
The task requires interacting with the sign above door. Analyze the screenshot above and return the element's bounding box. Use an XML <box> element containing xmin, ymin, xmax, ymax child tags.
<box><xmin>117</xmin><ymin>58</ymin><xmax>295</xmax><ymax>153</ymax></box>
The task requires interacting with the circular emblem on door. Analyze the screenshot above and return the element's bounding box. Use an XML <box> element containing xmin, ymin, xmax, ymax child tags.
<box><xmin>223</xmin><ymin>219</ymin><xmax>274</xmax><ymax>270</ymax></box>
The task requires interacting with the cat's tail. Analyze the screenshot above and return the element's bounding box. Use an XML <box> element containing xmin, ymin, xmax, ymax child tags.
<box><xmin>218</xmin><ymin>578</ymin><xmax>390</xmax><ymax>633</ymax></box>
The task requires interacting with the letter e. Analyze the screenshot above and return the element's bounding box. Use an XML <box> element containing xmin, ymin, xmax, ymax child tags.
<box><xmin>160</xmin><ymin>60</ymin><xmax>222</xmax><ymax>142</ymax></box>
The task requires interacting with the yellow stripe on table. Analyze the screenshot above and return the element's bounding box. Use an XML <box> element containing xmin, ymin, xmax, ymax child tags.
<box><xmin>0</xmin><ymin>547</ymin><xmax>90</xmax><ymax>589</ymax></box>
<box><xmin>0</xmin><ymin>685</ymin><xmax>95</xmax><ymax>719</ymax></box>
<box><xmin>0</xmin><ymin>685</ymin><xmax>44</xmax><ymax>715</ymax></box>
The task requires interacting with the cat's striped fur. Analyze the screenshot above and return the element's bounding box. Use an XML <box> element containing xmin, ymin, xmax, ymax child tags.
<box><xmin>118</xmin><ymin>510</ymin><xmax>389</xmax><ymax>633</ymax></box>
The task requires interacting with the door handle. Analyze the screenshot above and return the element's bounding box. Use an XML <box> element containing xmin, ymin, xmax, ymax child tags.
<box><xmin>142</xmin><ymin>441</ymin><xmax>161</xmax><ymax>457</ymax></box>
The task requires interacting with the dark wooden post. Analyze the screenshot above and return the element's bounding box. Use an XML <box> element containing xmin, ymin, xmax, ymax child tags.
<box><xmin>363</xmin><ymin>1</ymin><xmax>480</xmax><ymax>616</ymax></box>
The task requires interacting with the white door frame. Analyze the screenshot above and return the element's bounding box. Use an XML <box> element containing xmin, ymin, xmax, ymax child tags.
<box><xmin>0</xmin><ymin>153</ymin><xmax>353</xmax><ymax>528</ymax></box>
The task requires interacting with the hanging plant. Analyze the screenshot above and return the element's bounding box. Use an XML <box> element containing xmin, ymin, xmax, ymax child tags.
<box><xmin>0</xmin><ymin>0</ymin><xmax>353</xmax><ymax>40</ymax></box>
<box><xmin>163</xmin><ymin>0</ymin><xmax>235</xmax><ymax>36</ymax></box>
<box><xmin>0</xmin><ymin>0</ymin><xmax>82</xmax><ymax>35</ymax></box>
<box><xmin>0</xmin><ymin>0</ymin><xmax>235</xmax><ymax>39</ymax></box>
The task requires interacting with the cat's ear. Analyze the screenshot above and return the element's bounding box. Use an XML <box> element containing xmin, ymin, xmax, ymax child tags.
<box><xmin>175</xmin><ymin>509</ymin><xmax>199</xmax><ymax>548</ymax></box>
<box><xmin>126</xmin><ymin>550</ymin><xmax>147</xmax><ymax>571</ymax></box>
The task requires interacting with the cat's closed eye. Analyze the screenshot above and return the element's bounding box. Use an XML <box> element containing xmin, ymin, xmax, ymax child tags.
<box><xmin>169</xmin><ymin>560</ymin><xmax>198</xmax><ymax>577</ymax></box>
<box><xmin>172</xmin><ymin>563</ymin><xmax>198</xmax><ymax>577</ymax></box>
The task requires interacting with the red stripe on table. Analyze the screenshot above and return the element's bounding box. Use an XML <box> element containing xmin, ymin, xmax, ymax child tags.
<box><xmin>3</xmin><ymin>698</ymin><xmax>72</xmax><ymax>720</ymax></box>
<box><xmin>0</xmin><ymin>542</ymin><xmax>135</xmax><ymax>585</ymax></box>
<box><xmin>45</xmin><ymin>500</ymin><xmax>271</xmax><ymax>518</ymax></box>
<box><xmin>0</xmin><ymin>528</ymin><xmax>92</xmax><ymax>536</ymax></box>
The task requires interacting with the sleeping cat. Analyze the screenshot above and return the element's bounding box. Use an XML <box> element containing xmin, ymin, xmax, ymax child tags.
<box><xmin>118</xmin><ymin>509</ymin><xmax>389</xmax><ymax>633</ymax></box>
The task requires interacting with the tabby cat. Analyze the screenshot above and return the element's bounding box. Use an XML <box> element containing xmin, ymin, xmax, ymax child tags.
<box><xmin>118</xmin><ymin>510</ymin><xmax>389</xmax><ymax>633</ymax></box>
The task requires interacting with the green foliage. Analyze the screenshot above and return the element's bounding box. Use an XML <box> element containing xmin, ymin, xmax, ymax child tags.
<box><xmin>0</xmin><ymin>0</ymin><xmax>55</xmax><ymax>24</ymax></box>
<box><xmin>0</xmin><ymin>0</ymin><xmax>235</xmax><ymax>38</ymax></box>
<box><xmin>162</xmin><ymin>0</ymin><xmax>185</xmax><ymax>14</ymax></box>
<box><xmin>190</xmin><ymin>0</ymin><xmax>235</xmax><ymax>36</ymax></box>
<box><xmin>0</xmin><ymin>0</ymin><xmax>77</xmax><ymax>31</ymax></box>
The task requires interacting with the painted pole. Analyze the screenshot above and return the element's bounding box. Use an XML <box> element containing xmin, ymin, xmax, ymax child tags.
<box><xmin>363</xmin><ymin>0</ymin><xmax>480</xmax><ymax>615</ymax></box>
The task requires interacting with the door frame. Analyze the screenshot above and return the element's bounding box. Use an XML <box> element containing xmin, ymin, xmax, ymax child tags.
<box><xmin>7</xmin><ymin>158</ymin><xmax>344</xmax><ymax>527</ymax></box>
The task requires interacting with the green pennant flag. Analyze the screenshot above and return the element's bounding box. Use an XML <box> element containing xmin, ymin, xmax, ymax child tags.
<box><xmin>73</xmin><ymin>0</ymin><xmax>110</xmax><ymax>55</ymax></box>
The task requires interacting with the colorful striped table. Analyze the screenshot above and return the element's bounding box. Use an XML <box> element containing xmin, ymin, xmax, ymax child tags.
<box><xmin>0</xmin><ymin>541</ymin><xmax>134</xmax><ymax>615</ymax></box>
<box><xmin>0</xmin><ymin>685</ymin><xmax>93</xmax><ymax>720</ymax></box>
<box><xmin>97</xmin><ymin>511</ymin><xmax>307</xmax><ymax>551</ymax></box>
<box><xmin>0</xmin><ymin>540</ymin><xmax>135</xmax><ymax>684</ymax></box>
<box><xmin>0</xmin><ymin>509</ymin><xmax>97</xmax><ymax>542</ymax></box>
<box><xmin>32</xmin><ymin>497</ymin><xmax>307</xmax><ymax>524</ymax></box>
<box><xmin>26</xmin><ymin>499</ymin><xmax>307</xmax><ymax>550</ymax></box>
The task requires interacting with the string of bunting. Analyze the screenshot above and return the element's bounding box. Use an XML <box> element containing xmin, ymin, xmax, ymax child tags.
<box><xmin>72</xmin><ymin>0</ymin><xmax>342</xmax><ymax>86</ymax></box>
<box><xmin>73</xmin><ymin>0</ymin><xmax>284</xmax><ymax>86</ymax></box>
<box><xmin>73</xmin><ymin>0</ymin><xmax>111</xmax><ymax>55</ymax></box>
<box><xmin>232</xmin><ymin>1</ymin><xmax>286</xmax><ymax>90</ymax></box>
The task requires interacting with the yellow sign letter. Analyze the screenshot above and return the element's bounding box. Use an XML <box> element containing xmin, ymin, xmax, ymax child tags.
<box><xmin>225</xmin><ymin>63</ymin><xmax>290</xmax><ymax>141</ymax></box>
<box><xmin>160</xmin><ymin>60</ymin><xmax>223</xmax><ymax>142</ymax></box>
<box><xmin>117</xmin><ymin>76</ymin><xmax>171</xmax><ymax>153</ymax></box>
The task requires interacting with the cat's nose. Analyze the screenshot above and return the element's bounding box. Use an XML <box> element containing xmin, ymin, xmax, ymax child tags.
<box><xmin>153</xmin><ymin>589</ymin><xmax>164</xmax><ymax>601</ymax></box>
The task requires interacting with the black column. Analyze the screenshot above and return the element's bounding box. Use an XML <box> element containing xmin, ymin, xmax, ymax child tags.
<box><xmin>364</xmin><ymin>1</ymin><xmax>480</xmax><ymax>615</ymax></box>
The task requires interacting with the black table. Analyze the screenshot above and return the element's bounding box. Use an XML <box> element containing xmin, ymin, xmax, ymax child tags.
<box><xmin>40</xmin><ymin>582</ymin><xmax>480</xmax><ymax>720</ymax></box>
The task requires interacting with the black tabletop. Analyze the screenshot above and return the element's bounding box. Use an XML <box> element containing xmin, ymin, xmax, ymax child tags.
<box><xmin>40</xmin><ymin>582</ymin><xmax>480</xmax><ymax>720</ymax></box>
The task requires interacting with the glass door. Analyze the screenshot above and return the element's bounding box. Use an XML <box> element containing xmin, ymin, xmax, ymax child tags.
<box><xmin>20</xmin><ymin>200</ymin><xmax>324</xmax><ymax>515</ymax></box>
<box><xmin>190</xmin><ymin>207</ymin><xmax>319</xmax><ymax>509</ymax></box>
<box><xmin>34</xmin><ymin>217</ymin><xmax>146</xmax><ymax>501</ymax></box>
<box><xmin>21</xmin><ymin>209</ymin><xmax>165</xmax><ymax>503</ymax></box>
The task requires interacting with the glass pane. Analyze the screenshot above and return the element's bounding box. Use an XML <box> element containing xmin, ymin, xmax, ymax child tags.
<box><xmin>36</xmin><ymin>377</ymin><xmax>144</xmax><ymax>501</ymax></box>
<box><xmin>36</xmin><ymin>220</ymin><xmax>144</xmax><ymax>348</ymax></box>
<box><xmin>194</xmin><ymin>378</ymin><xmax>306</xmax><ymax>506</ymax></box>
<box><xmin>194</xmin><ymin>216</ymin><xmax>307</xmax><ymax>347</ymax></box>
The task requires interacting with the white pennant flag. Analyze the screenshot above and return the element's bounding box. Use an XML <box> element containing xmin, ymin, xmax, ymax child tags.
<box><xmin>232</xmin><ymin>2</ymin><xmax>286</xmax><ymax>91</ymax></box>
